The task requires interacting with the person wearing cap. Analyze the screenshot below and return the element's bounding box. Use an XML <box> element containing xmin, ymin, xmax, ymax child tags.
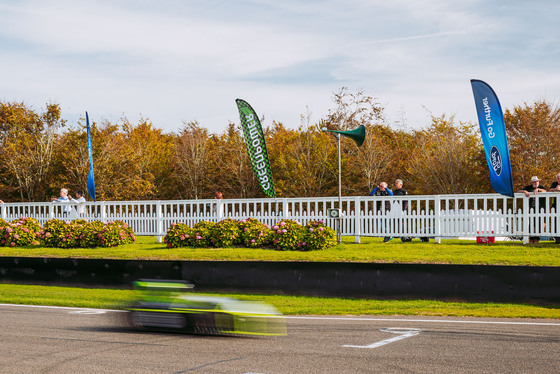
<box><xmin>518</xmin><ymin>176</ymin><xmax>547</xmax><ymax>243</ymax></box>
<box><xmin>369</xmin><ymin>182</ymin><xmax>394</xmax><ymax>242</ymax></box>
<box><xmin>548</xmin><ymin>173</ymin><xmax>560</xmax><ymax>244</ymax></box>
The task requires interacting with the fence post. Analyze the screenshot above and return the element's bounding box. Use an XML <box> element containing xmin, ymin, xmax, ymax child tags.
<box><xmin>522</xmin><ymin>196</ymin><xmax>529</xmax><ymax>244</ymax></box>
<box><xmin>216</xmin><ymin>199</ymin><xmax>224</xmax><ymax>221</ymax></box>
<box><xmin>100</xmin><ymin>201</ymin><xmax>107</xmax><ymax>221</ymax></box>
<box><xmin>282</xmin><ymin>198</ymin><xmax>289</xmax><ymax>220</ymax></box>
<box><xmin>156</xmin><ymin>201</ymin><xmax>163</xmax><ymax>243</ymax></box>
<box><xmin>434</xmin><ymin>196</ymin><xmax>441</xmax><ymax>244</ymax></box>
<box><xmin>354</xmin><ymin>196</ymin><xmax>361</xmax><ymax>243</ymax></box>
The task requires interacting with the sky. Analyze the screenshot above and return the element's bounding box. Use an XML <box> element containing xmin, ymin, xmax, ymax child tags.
<box><xmin>1</xmin><ymin>0</ymin><xmax>559</xmax><ymax>134</ymax></box>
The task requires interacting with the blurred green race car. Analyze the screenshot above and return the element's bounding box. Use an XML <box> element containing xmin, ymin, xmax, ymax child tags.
<box><xmin>125</xmin><ymin>280</ymin><xmax>286</xmax><ymax>336</ymax></box>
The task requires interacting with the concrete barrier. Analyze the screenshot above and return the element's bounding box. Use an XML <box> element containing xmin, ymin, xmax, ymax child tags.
<box><xmin>0</xmin><ymin>257</ymin><xmax>558</xmax><ymax>304</ymax></box>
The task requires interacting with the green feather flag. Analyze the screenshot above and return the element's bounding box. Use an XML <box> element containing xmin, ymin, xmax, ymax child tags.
<box><xmin>235</xmin><ymin>99</ymin><xmax>276</xmax><ymax>198</ymax></box>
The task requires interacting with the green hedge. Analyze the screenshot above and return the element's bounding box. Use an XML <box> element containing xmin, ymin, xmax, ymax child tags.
<box><xmin>164</xmin><ymin>218</ymin><xmax>336</xmax><ymax>251</ymax></box>
<box><xmin>0</xmin><ymin>217</ymin><xmax>136</xmax><ymax>248</ymax></box>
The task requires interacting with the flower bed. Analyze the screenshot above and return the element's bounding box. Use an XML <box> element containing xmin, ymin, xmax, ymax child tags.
<box><xmin>164</xmin><ymin>218</ymin><xmax>336</xmax><ymax>251</ymax></box>
<box><xmin>0</xmin><ymin>218</ymin><xmax>135</xmax><ymax>248</ymax></box>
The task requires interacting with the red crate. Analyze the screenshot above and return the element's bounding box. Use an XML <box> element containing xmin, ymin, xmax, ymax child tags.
<box><xmin>476</xmin><ymin>231</ymin><xmax>495</xmax><ymax>244</ymax></box>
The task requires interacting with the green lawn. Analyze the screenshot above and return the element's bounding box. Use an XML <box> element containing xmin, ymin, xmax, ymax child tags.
<box><xmin>0</xmin><ymin>236</ymin><xmax>559</xmax><ymax>266</ymax></box>
<box><xmin>1</xmin><ymin>284</ymin><xmax>558</xmax><ymax>319</ymax></box>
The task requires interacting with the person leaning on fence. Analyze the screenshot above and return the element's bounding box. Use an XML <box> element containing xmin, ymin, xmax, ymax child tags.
<box><xmin>369</xmin><ymin>182</ymin><xmax>393</xmax><ymax>243</ymax></box>
<box><xmin>518</xmin><ymin>176</ymin><xmax>547</xmax><ymax>244</ymax></box>
<box><xmin>548</xmin><ymin>173</ymin><xmax>560</xmax><ymax>244</ymax></box>
<box><xmin>51</xmin><ymin>188</ymin><xmax>72</xmax><ymax>215</ymax></box>
<box><xmin>393</xmin><ymin>179</ymin><xmax>412</xmax><ymax>242</ymax></box>
<box><xmin>68</xmin><ymin>190</ymin><xmax>86</xmax><ymax>215</ymax></box>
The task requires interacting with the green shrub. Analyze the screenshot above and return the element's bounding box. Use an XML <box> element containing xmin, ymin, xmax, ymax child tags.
<box><xmin>190</xmin><ymin>221</ymin><xmax>215</xmax><ymax>247</ymax></box>
<box><xmin>239</xmin><ymin>218</ymin><xmax>272</xmax><ymax>248</ymax></box>
<box><xmin>0</xmin><ymin>217</ymin><xmax>42</xmax><ymax>247</ymax></box>
<box><xmin>303</xmin><ymin>220</ymin><xmax>337</xmax><ymax>251</ymax></box>
<box><xmin>210</xmin><ymin>218</ymin><xmax>242</xmax><ymax>247</ymax></box>
<box><xmin>163</xmin><ymin>222</ymin><xmax>192</xmax><ymax>248</ymax></box>
<box><xmin>40</xmin><ymin>219</ymin><xmax>136</xmax><ymax>248</ymax></box>
<box><xmin>270</xmin><ymin>219</ymin><xmax>306</xmax><ymax>251</ymax></box>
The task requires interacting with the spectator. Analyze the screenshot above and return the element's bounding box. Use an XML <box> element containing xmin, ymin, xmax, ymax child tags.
<box><xmin>51</xmin><ymin>188</ymin><xmax>72</xmax><ymax>215</ymax></box>
<box><xmin>548</xmin><ymin>173</ymin><xmax>560</xmax><ymax>244</ymax></box>
<box><xmin>393</xmin><ymin>179</ymin><xmax>411</xmax><ymax>242</ymax></box>
<box><xmin>518</xmin><ymin>176</ymin><xmax>547</xmax><ymax>243</ymax></box>
<box><xmin>369</xmin><ymin>182</ymin><xmax>393</xmax><ymax>242</ymax></box>
<box><xmin>68</xmin><ymin>190</ymin><xmax>86</xmax><ymax>215</ymax></box>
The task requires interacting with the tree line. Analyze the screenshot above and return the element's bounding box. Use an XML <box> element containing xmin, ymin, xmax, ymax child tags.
<box><xmin>1</xmin><ymin>88</ymin><xmax>559</xmax><ymax>202</ymax></box>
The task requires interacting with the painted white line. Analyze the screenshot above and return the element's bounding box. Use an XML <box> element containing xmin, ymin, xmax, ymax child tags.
<box><xmin>285</xmin><ymin>316</ymin><xmax>560</xmax><ymax>326</ymax></box>
<box><xmin>0</xmin><ymin>303</ymin><xmax>123</xmax><ymax>313</ymax></box>
<box><xmin>69</xmin><ymin>310</ymin><xmax>108</xmax><ymax>315</ymax></box>
<box><xmin>344</xmin><ymin>328</ymin><xmax>422</xmax><ymax>349</ymax></box>
<box><xmin>1</xmin><ymin>304</ymin><xmax>559</xmax><ymax>326</ymax></box>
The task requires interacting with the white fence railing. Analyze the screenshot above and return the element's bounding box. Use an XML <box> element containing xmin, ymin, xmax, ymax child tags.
<box><xmin>1</xmin><ymin>193</ymin><xmax>559</xmax><ymax>243</ymax></box>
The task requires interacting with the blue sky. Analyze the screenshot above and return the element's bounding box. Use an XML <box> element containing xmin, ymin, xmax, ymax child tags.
<box><xmin>1</xmin><ymin>0</ymin><xmax>559</xmax><ymax>134</ymax></box>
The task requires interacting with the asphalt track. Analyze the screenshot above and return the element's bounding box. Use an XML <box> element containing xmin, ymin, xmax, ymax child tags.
<box><xmin>1</xmin><ymin>304</ymin><xmax>559</xmax><ymax>373</ymax></box>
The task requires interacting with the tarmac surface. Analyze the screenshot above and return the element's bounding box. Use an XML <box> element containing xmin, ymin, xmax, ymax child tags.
<box><xmin>0</xmin><ymin>303</ymin><xmax>559</xmax><ymax>373</ymax></box>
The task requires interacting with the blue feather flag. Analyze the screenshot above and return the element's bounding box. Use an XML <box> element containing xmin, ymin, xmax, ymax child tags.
<box><xmin>86</xmin><ymin>112</ymin><xmax>97</xmax><ymax>201</ymax></box>
<box><xmin>471</xmin><ymin>79</ymin><xmax>514</xmax><ymax>197</ymax></box>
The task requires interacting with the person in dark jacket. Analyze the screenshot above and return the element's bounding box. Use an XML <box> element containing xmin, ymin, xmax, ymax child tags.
<box><xmin>369</xmin><ymin>182</ymin><xmax>393</xmax><ymax>242</ymax></box>
<box><xmin>518</xmin><ymin>176</ymin><xmax>547</xmax><ymax>243</ymax></box>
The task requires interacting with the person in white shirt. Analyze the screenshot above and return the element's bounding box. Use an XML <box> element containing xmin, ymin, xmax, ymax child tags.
<box><xmin>68</xmin><ymin>190</ymin><xmax>86</xmax><ymax>215</ymax></box>
<box><xmin>51</xmin><ymin>188</ymin><xmax>72</xmax><ymax>215</ymax></box>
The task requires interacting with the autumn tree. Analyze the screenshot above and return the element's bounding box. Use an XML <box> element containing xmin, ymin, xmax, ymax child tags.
<box><xmin>267</xmin><ymin>121</ymin><xmax>337</xmax><ymax>197</ymax></box>
<box><xmin>0</xmin><ymin>101</ymin><xmax>65</xmax><ymax>201</ymax></box>
<box><xmin>505</xmin><ymin>100</ymin><xmax>560</xmax><ymax>188</ymax></box>
<box><xmin>406</xmin><ymin>115</ymin><xmax>488</xmax><ymax>195</ymax></box>
<box><xmin>122</xmin><ymin>118</ymin><xmax>175</xmax><ymax>199</ymax></box>
<box><xmin>210</xmin><ymin>123</ymin><xmax>261</xmax><ymax>199</ymax></box>
<box><xmin>172</xmin><ymin>121</ymin><xmax>212</xmax><ymax>199</ymax></box>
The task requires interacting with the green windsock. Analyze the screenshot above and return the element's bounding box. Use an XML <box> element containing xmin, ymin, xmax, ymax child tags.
<box><xmin>235</xmin><ymin>99</ymin><xmax>276</xmax><ymax>198</ymax></box>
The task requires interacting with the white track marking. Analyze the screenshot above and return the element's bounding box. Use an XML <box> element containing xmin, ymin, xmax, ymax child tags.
<box><xmin>0</xmin><ymin>304</ymin><xmax>559</xmax><ymax>326</ymax></box>
<box><xmin>0</xmin><ymin>303</ymin><xmax>124</xmax><ymax>313</ymax></box>
<box><xmin>285</xmin><ymin>316</ymin><xmax>560</xmax><ymax>326</ymax></box>
<box><xmin>344</xmin><ymin>328</ymin><xmax>422</xmax><ymax>349</ymax></box>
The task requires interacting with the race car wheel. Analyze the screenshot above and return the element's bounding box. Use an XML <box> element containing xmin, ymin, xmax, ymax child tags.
<box><xmin>192</xmin><ymin>313</ymin><xmax>218</xmax><ymax>335</ymax></box>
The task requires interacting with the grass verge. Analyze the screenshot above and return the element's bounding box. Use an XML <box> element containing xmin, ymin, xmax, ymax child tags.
<box><xmin>0</xmin><ymin>284</ymin><xmax>558</xmax><ymax>319</ymax></box>
<box><xmin>0</xmin><ymin>236</ymin><xmax>559</xmax><ymax>266</ymax></box>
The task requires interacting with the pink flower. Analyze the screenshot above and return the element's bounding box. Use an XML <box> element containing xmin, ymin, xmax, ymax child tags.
<box><xmin>273</xmin><ymin>239</ymin><xmax>279</xmax><ymax>244</ymax></box>
<box><xmin>180</xmin><ymin>235</ymin><xmax>185</xmax><ymax>240</ymax></box>
<box><xmin>282</xmin><ymin>229</ymin><xmax>287</xmax><ymax>233</ymax></box>
<box><xmin>171</xmin><ymin>222</ymin><xmax>177</xmax><ymax>227</ymax></box>
<box><xmin>319</xmin><ymin>227</ymin><xmax>324</xmax><ymax>231</ymax></box>
<box><xmin>251</xmin><ymin>239</ymin><xmax>256</xmax><ymax>243</ymax></box>
<box><xmin>167</xmin><ymin>243</ymin><xmax>173</xmax><ymax>247</ymax></box>
<box><xmin>10</xmin><ymin>242</ymin><xmax>15</xmax><ymax>247</ymax></box>
<box><xmin>45</xmin><ymin>232</ymin><xmax>51</xmax><ymax>238</ymax></box>
<box><xmin>6</xmin><ymin>227</ymin><xmax>13</xmax><ymax>233</ymax></box>
<box><xmin>14</xmin><ymin>234</ymin><xmax>20</xmax><ymax>239</ymax></box>
<box><xmin>280</xmin><ymin>222</ymin><xmax>286</xmax><ymax>226</ymax></box>
<box><xmin>277</xmin><ymin>230</ymin><xmax>282</xmax><ymax>234</ymax></box>
<box><xmin>65</xmin><ymin>221</ymin><xmax>71</xmax><ymax>224</ymax></box>
<box><xmin>22</xmin><ymin>228</ymin><xmax>29</xmax><ymax>233</ymax></box>
<box><xmin>308</xmin><ymin>228</ymin><xmax>314</xmax><ymax>232</ymax></box>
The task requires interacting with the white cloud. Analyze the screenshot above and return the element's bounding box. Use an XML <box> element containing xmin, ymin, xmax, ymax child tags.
<box><xmin>1</xmin><ymin>0</ymin><xmax>559</xmax><ymax>133</ymax></box>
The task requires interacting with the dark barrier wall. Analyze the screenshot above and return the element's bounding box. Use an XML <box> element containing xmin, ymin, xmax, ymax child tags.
<box><xmin>0</xmin><ymin>257</ymin><xmax>558</xmax><ymax>304</ymax></box>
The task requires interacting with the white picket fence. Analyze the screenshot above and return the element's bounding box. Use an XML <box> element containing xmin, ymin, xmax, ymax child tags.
<box><xmin>1</xmin><ymin>193</ymin><xmax>559</xmax><ymax>243</ymax></box>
